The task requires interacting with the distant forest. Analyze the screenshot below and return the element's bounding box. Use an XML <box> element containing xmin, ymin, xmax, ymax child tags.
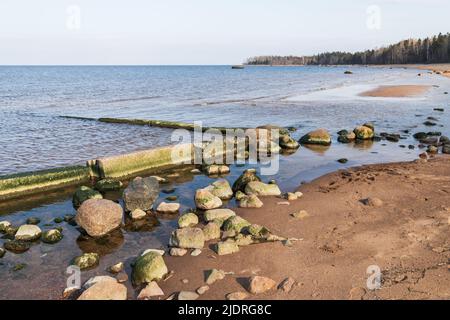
<box><xmin>246</xmin><ymin>33</ymin><xmax>450</xmax><ymax>65</ymax></box>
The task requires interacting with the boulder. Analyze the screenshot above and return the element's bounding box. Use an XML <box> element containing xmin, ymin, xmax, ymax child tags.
<box><xmin>15</xmin><ymin>225</ymin><xmax>42</xmax><ymax>241</ymax></box>
<box><xmin>299</xmin><ymin>129</ymin><xmax>331</xmax><ymax>146</ymax></box>
<box><xmin>169</xmin><ymin>227</ymin><xmax>205</xmax><ymax>249</ymax></box>
<box><xmin>204</xmin><ymin>209</ymin><xmax>236</xmax><ymax>223</ymax></box>
<box><xmin>41</xmin><ymin>229</ymin><xmax>63</xmax><ymax>244</ymax></box>
<box><xmin>206</xmin><ymin>179</ymin><xmax>233</xmax><ymax>200</ymax></box>
<box><xmin>246</xmin><ymin>276</ymin><xmax>276</xmax><ymax>294</ymax></box>
<box><xmin>137</xmin><ymin>281</ymin><xmax>164</xmax><ymax>300</ymax></box>
<box><xmin>73</xmin><ymin>253</ymin><xmax>100</xmax><ymax>270</ymax></box>
<box><xmin>215</xmin><ymin>241</ymin><xmax>240</xmax><ymax>255</ymax></box>
<box><xmin>223</xmin><ymin>216</ymin><xmax>251</xmax><ymax>233</ymax></box>
<box><xmin>178</xmin><ymin>213</ymin><xmax>199</xmax><ymax>228</ymax></box>
<box><xmin>354</xmin><ymin>126</ymin><xmax>374</xmax><ymax>140</ymax></box>
<box><xmin>202</xmin><ymin>222</ymin><xmax>221</xmax><ymax>241</ymax></box>
<box><xmin>132</xmin><ymin>252</ymin><xmax>168</xmax><ymax>285</ymax></box>
<box><xmin>245</xmin><ymin>181</ymin><xmax>281</xmax><ymax>196</ymax></box>
<box><xmin>239</xmin><ymin>194</ymin><xmax>263</xmax><ymax>208</ymax></box>
<box><xmin>195</xmin><ymin>189</ymin><xmax>222</xmax><ymax>210</ymax></box>
<box><xmin>95</xmin><ymin>179</ymin><xmax>123</xmax><ymax>192</ymax></box>
<box><xmin>123</xmin><ymin>177</ymin><xmax>159</xmax><ymax>212</ymax></box>
<box><xmin>78</xmin><ymin>277</ymin><xmax>127</xmax><ymax>300</ymax></box>
<box><xmin>76</xmin><ymin>199</ymin><xmax>123</xmax><ymax>237</ymax></box>
<box><xmin>232</xmin><ymin>169</ymin><xmax>261</xmax><ymax>193</ymax></box>
<box><xmin>156</xmin><ymin>202</ymin><xmax>180</xmax><ymax>214</ymax></box>
<box><xmin>72</xmin><ymin>186</ymin><xmax>103</xmax><ymax>209</ymax></box>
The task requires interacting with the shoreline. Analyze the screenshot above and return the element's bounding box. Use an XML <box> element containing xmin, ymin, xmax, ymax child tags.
<box><xmin>158</xmin><ymin>156</ymin><xmax>450</xmax><ymax>300</ymax></box>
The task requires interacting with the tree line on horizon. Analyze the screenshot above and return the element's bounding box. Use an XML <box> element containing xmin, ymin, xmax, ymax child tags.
<box><xmin>246</xmin><ymin>33</ymin><xmax>450</xmax><ymax>65</ymax></box>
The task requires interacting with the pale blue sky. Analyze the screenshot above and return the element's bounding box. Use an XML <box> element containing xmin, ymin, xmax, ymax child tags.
<box><xmin>0</xmin><ymin>0</ymin><xmax>449</xmax><ymax>65</ymax></box>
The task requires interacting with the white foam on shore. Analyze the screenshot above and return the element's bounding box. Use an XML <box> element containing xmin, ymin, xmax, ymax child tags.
<box><xmin>284</xmin><ymin>84</ymin><xmax>428</xmax><ymax>102</ymax></box>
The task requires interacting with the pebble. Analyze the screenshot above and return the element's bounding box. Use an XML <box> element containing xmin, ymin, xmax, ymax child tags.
<box><xmin>109</xmin><ymin>262</ymin><xmax>124</xmax><ymax>274</ymax></box>
<box><xmin>191</xmin><ymin>249</ymin><xmax>202</xmax><ymax>256</ymax></box>
<box><xmin>278</xmin><ymin>277</ymin><xmax>297</xmax><ymax>293</ymax></box>
<box><xmin>141</xmin><ymin>248</ymin><xmax>165</xmax><ymax>256</ymax></box>
<box><xmin>181</xmin><ymin>279</ymin><xmax>189</xmax><ymax>284</ymax></box>
<box><xmin>170</xmin><ymin>248</ymin><xmax>188</xmax><ymax>257</ymax></box>
<box><xmin>286</xmin><ymin>193</ymin><xmax>298</xmax><ymax>201</ymax></box>
<box><xmin>226</xmin><ymin>292</ymin><xmax>249</xmax><ymax>300</ymax></box>
<box><xmin>246</xmin><ymin>276</ymin><xmax>276</xmax><ymax>294</ymax></box>
<box><xmin>116</xmin><ymin>272</ymin><xmax>128</xmax><ymax>283</ymax></box>
<box><xmin>291</xmin><ymin>210</ymin><xmax>309</xmax><ymax>219</ymax></box>
<box><xmin>362</xmin><ymin>197</ymin><xmax>383</xmax><ymax>207</ymax></box>
<box><xmin>294</xmin><ymin>192</ymin><xmax>303</xmax><ymax>198</ymax></box>
<box><xmin>277</xmin><ymin>201</ymin><xmax>290</xmax><ymax>206</ymax></box>
<box><xmin>196</xmin><ymin>285</ymin><xmax>210</xmax><ymax>295</ymax></box>
<box><xmin>130</xmin><ymin>209</ymin><xmax>147</xmax><ymax>220</ymax></box>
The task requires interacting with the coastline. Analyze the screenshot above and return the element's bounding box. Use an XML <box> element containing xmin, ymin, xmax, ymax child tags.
<box><xmin>158</xmin><ymin>156</ymin><xmax>450</xmax><ymax>300</ymax></box>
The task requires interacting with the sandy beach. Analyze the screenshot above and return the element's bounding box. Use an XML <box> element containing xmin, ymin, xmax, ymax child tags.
<box><xmin>158</xmin><ymin>156</ymin><xmax>450</xmax><ymax>300</ymax></box>
<box><xmin>360</xmin><ymin>85</ymin><xmax>431</xmax><ymax>98</ymax></box>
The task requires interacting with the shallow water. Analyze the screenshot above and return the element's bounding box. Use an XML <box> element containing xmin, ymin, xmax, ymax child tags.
<box><xmin>0</xmin><ymin>66</ymin><xmax>449</xmax><ymax>299</ymax></box>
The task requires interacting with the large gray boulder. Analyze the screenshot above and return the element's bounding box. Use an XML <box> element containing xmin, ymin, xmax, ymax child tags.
<box><xmin>123</xmin><ymin>177</ymin><xmax>159</xmax><ymax>212</ymax></box>
<box><xmin>76</xmin><ymin>199</ymin><xmax>123</xmax><ymax>237</ymax></box>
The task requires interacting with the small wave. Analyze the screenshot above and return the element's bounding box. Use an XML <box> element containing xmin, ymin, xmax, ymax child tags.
<box><xmin>105</xmin><ymin>96</ymin><xmax>162</xmax><ymax>103</ymax></box>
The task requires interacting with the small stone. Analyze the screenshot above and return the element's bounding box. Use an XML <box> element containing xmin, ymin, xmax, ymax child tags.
<box><xmin>197</xmin><ymin>285</ymin><xmax>210</xmax><ymax>295</ymax></box>
<box><xmin>277</xmin><ymin>201</ymin><xmax>290</xmax><ymax>206</ymax></box>
<box><xmin>245</xmin><ymin>181</ymin><xmax>282</xmax><ymax>196</ymax></box>
<box><xmin>215</xmin><ymin>241</ymin><xmax>240</xmax><ymax>256</ymax></box>
<box><xmin>137</xmin><ymin>281</ymin><xmax>165</xmax><ymax>300</ymax></box>
<box><xmin>3</xmin><ymin>240</ymin><xmax>31</xmax><ymax>253</ymax></box>
<box><xmin>141</xmin><ymin>248</ymin><xmax>165</xmax><ymax>256</ymax></box>
<box><xmin>299</xmin><ymin>129</ymin><xmax>332</xmax><ymax>146</ymax></box>
<box><xmin>232</xmin><ymin>169</ymin><xmax>262</xmax><ymax>193</ymax></box>
<box><xmin>54</xmin><ymin>217</ymin><xmax>64</xmax><ymax>224</ymax></box>
<box><xmin>191</xmin><ymin>249</ymin><xmax>202</xmax><ymax>256</ymax></box>
<box><xmin>0</xmin><ymin>221</ymin><xmax>12</xmax><ymax>233</ymax></box>
<box><xmin>295</xmin><ymin>192</ymin><xmax>303</xmax><ymax>198</ymax></box>
<box><xmin>286</xmin><ymin>193</ymin><xmax>298</xmax><ymax>201</ymax></box>
<box><xmin>206</xmin><ymin>269</ymin><xmax>226</xmax><ymax>285</ymax></box>
<box><xmin>235</xmin><ymin>191</ymin><xmax>246</xmax><ymax>201</ymax></box>
<box><xmin>247</xmin><ymin>276</ymin><xmax>276</xmax><ymax>294</ymax></box>
<box><xmin>291</xmin><ymin>210</ymin><xmax>309</xmax><ymax>219</ymax></box>
<box><xmin>178</xmin><ymin>212</ymin><xmax>199</xmax><ymax>228</ymax></box>
<box><xmin>182</xmin><ymin>278</ymin><xmax>189</xmax><ymax>284</ymax></box>
<box><xmin>109</xmin><ymin>262</ymin><xmax>124</xmax><ymax>274</ymax></box>
<box><xmin>72</xmin><ymin>186</ymin><xmax>103</xmax><ymax>209</ymax></box>
<box><xmin>73</xmin><ymin>253</ymin><xmax>100</xmax><ymax>270</ymax></box>
<box><xmin>395</xmin><ymin>274</ymin><xmax>407</xmax><ymax>283</ymax></box>
<box><xmin>41</xmin><ymin>229</ymin><xmax>63</xmax><ymax>244</ymax></box>
<box><xmin>178</xmin><ymin>291</ymin><xmax>199</xmax><ymax>300</ymax></box>
<box><xmin>0</xmin><ymin>248</ymin><xmax>5</xmax><ymax>258</ymax></box>
<box><xmin>226</xmin><ymin>292</ymin><xmax>248</xmax><ymax>300</ymax></box>
<box><xmin>191</xmin><ymin>168</ymin><xmax>201</xmax><ymax>174</ymax></box>
<box><xmin>204</xmin><ymin>209</ymin><xmax>236</xmax><ymax>223</ymax></box>
<box><xmin>337</xmin><ymin>158</ymin><xmax>348</xmax><ymax>164</ymax></box>
<box><xmin>12</xmin><ymin>263</ymin><xmax>26</xmax><ymax>271</ymax></box>
<box><xmin>239</xmin><ymin>194</ymin><xmax>263</xmax><ymax>208</ymax></box>
<box><xmin>170</xmin><ymin>248</ymin><xmax>188</xmax><ymax>256</ymax></box>
<box><xmin>116</xmin><ymin>272</ymin><xmax>128</xmax><ymax>283</ymax></box>
<box><xmin>130</xmin><ymin>209</ymin><xmax>147</xmax><ymax>220</ymax></box>
<box><xmin>202</xmin><ymin>222</ymin><xmax>221</xmax><ymax>241</ymax></box>
<box><xmin>166</xmin><ymin>195</ymin><xmax>178</xmax><ymax>201</ymax></box>
<box><xmin>156</xmin><ymin>202</ymin><xmax>180</xmax><ymax>214</ymax></box>
<box><xmin>62</xmin><ymin>287</ymin><xmax>79</xmax><ymax>299</ymax></box>
<box><xmin>349</xmin><ymin>287</ymin><xmax>366</xmax><ymax>300</ymax></box>
<box><xmin>195</xmin><ymin>189</ymin><xmax>222</xmax><ymax>210</ymax></box>
<box><xmin>278</xmin><ymin>277</ymin><xmax>297</xmax><ymax>293</ymax></box>
<box><xmin>362</xmin><ymin>197</ymin><xmax>383</xmax><ymax>207</ymax></box>
<box><xmin>15</xmin><ymin>224</ymin><xmax>42</xmax><ymax>241</ymax></box>
<box><xmin>206</xmin><ymin>179</ymin><xmax>233</xmax><ymax>200</ymax></box>
<box><xmin>26</xmin><ymin>217</ymin><xmax>40</xmax><ymax>225</ymax></box>
<box><xmin>95</xmin><ymin>179</ymin><xmax>123</xmax><ymax>192</ymax></box>
<box><xmin>223</xmin><ymin>216</ymin><xmax>251</xmax><ymax>233</ymax></box>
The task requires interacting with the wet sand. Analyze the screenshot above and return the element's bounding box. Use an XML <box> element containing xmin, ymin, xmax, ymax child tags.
<box><xmin>159</xmin><ymin>156</ymin><xmax>450</xmax><ymax>300</ymax></box>
<box><xmin>360</xmin><ymin>85</ymin><xmax>431</xmax><ymax>97</ymax></box>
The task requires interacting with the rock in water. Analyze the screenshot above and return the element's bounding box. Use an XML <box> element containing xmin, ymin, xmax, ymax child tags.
<box><xmin>72</xmin><ymin>186</ymin><xmax>103</xmax><ymax>209</ymax></box>
<box><xmin>244</xmin><ymin>181</ymin><xmax>281</xmax><ymax>196</ymax></box>
<box><xmin>279</xmin><ymin>134</ymin><xmax>300</xmax><ymax>149</ymax></box>
<box><xmin>130</xmin><ymin>209</ymin><xmax>147</xmax><ymax>220</ymax></box>
<box><xmin>0</xmin><ymin>248</ymin><xmax>5</xmax><ymax>258</ymax></box>
<box><xmin>78</xmin><ymin>277</ymin><xmax>127</xmax><ymax>300</ymax></box>
<box><xmin>239</xmin><ymin>194</ymin><xmax>263</xmax><ymax>208</ymax></box>
<box><xmin>204</xmin><ymin>209</ymin><xmax>236</xmax><ymax>223</ymax></box>
<box><xmin>95</xmin><ymin>179</ymin><xmax>123</xmax><ymax>192</ymax></box>
<box><xmin>205</xmin><ymin>179</ymin><xmax>233</xmax><ymax>200</ymax></box>
<box><xmin>169</xmin><ymin>228</ymin><xmax>205</xmax><ymax>249</ymax></box>
<box><xmin>26</xmin><ymin>217</ymin><xmax>40</xmax><ymax>225</ymax></box>
<box><xmin>202</xmin><ymin>222</ymin><xmax>221</xmax><ymax>241</ymax></box>
<box><xmin>0</xmin><ymin>221</ymin><xmax>11</xmax><ymax>233</ymax></box>
<box><xmin>137</xmin><ymin>281</ymin><xmax>164</xmax><ymax>300</ymax></box>
<box><xmin>443</xmin><ymin>144</ymin><xmax>450</xmax><ymax>154</ymax></box>
<box><xmin>299</xmin><ymin>129</ymin><xmax>331</xmax><ymax>146</ymax></box>
<box><xmin>73</xmin><ymin>253</ymin><xmax>100</xmax><ymax>270</ymax></box>
<box><xmin>76</xmin><ymin>199</ymin><xmax>123</xmax><ymax>237</ymax></box>
<box><xmin>246</xmin><ymin>276</ymin><xmax>276</xmax><ymax>294</ymax></box>
<box><xmin>232</xmin><ymin>169</ymin><xmax>262</xmax><ymax>193</ymax></box>
<box><xmin>41</xmin><ymin>229</ymin><xmax>63</xmax><ymax>244</ymax></box>
<box><xmin>123</xmin><ymin>177</ymin><xmax>159</xmax><ymax>212</ymax></box>
<box><xmin>223</xmin><ymin>216</ymin><xmax>251</xmax><ymax>233</ymax></box>
<box><xmin>178</xmin><ymin>213</ymin><xmax>199</xmax><ymax>228</ymax></box>
<box><xmin>15</xmin><ymin>225</ymin><xmax>42</xmax><ymax>241</ymax></box>
<box><xmin>132</xmin><ymin>252</ymin><xmax>168</xmax><ymax>286</ymax></box>
<box><xmin>354</xmin><ymin>126</ymin><xmax>374</xmax><ymax>140</ymax></box>
<box><xmin>156</xmin><ymin>202</ymin><xmax>180</xmax><ymax>214</ymax></box>
<box><xmin>3</xmin><ymin>240</ymin><xmax>31</xmax><ymax>253</ymax></box>
<box><xmin>195</xmin><ymin>189</ymin><xmax>222</xmax><ymax>210</ymax></box>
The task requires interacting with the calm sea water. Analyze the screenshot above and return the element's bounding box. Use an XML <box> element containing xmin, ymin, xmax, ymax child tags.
<box><xmin>0</xmin><ymin>66</ymin><xmax>449</xmax><ymax>299</ymax></box>
<box><xmin>1</xmin><ymin>65</ymin><xmax>448</xmax><ymax>175</ymax></box>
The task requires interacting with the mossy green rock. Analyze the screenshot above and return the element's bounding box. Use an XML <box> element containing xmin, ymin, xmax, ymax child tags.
<box><xmin>4</xmin><ymin>240</ymin><xmax>31</xmax><ymax>253</ymax></box>
<box><xmin>195</xmin><ymin>189</ymin><xmax>222</xmax><ymax>210</ymax></box>
<box><xmin>215</xmin><ymin>241</ymin><xmax>240</xmax><ymax>256</ymax></box>
<box><xmin>206</xmin><ymin>179</ymin><xmax>233</xmax><ymax>200</ymax></box>
<box><xmin>223</xmin><ymin>216</ymin><xmax>251</xmax><ymax>233</ymax></box>
<box><xmin>178</xmin><ymin>213</ymin><xmax>199</xmax><ymax>228</ymax></box>
<box><xmin>244</xmin><ymin>181</ymin><xmax>281</xmax><ymax>196</ymax></box>
<box><xmin>73</xmin><ymin>252</ymin><xmax>100</xmax><ymax>270</ymax></box>
<box><xmin>232</xmin><ymin>169</ymin><xmax>261</xmax><ymax>193</ymax></box>
<box><xmin>26</xmin><ymin>217</ymin><xmax>40</xmax><ymax>225</ymax></box>
<box><xmin>42</xmin><ymin>229</ymin><xmax>64</xmax><ymax>244</ymax></box>
<box><xmin>95</xmin><ymin>179</ymin><xmax>123</xmax><ymax>192</ymax></box>
<box><xmin>299</xmin><ymin>129</ymin><xmax>331</xmax><ymax>146</ymax></box>
<box><xmin>239</xmin><ymin>194</ymin><xmax>263</xmax><ymax>208</ymax></box>
<box><xmin>132</xmin><ymin>252</ymin><xmax>168</xmax><ymax>285</ymax></box>
<box><xmin>247</xmin><ymin>224</ymin><xmax>271</xmax><ymax>239</ymax></box>
<box><xmin>354</xmin><ymin>126</ymin><xmax>374</xmax><ymax>140</ymax></box>
<box><xmin>0</xmin><ymin>221</ymin><xmax>11</xmax><ymax>233</ymax></box>
<box><xmin>169</xmin><ymin>227</ymin><xmax>205</xmax><ymax>249</ymax></box>
<box><xmin>204</xmin><ymin>209</ymin><xmax>236</xmax><ymax>223</ymax></box>
<box><xmin>72</xmin><ymin>186</ymin><xmax>102</xmax><ymax>209</ymax></box>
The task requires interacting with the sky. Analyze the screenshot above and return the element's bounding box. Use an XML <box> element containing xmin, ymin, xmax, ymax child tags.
<box><xmin>0</xmin><ymin>0</ymin><xmax>449</xmax><ymax>65</ymax></box>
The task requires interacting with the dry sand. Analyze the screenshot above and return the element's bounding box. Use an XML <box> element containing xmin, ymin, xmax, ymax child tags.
<box><xmin>159</xmin><ymin>156</ymin><xmax>450</xmax><ymax>300</ymax></box>
<box><xmin>360</xmin><ymin>85</ymin><xmax>431</xmax><ymax>97</ymax></box>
